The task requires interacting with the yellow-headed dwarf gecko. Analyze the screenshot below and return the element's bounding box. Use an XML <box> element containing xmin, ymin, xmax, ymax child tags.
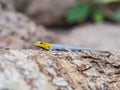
<box><xmin>35</xmin><ymin>41</ymin><xmax>90</xmax><ymax>51</ymax></box>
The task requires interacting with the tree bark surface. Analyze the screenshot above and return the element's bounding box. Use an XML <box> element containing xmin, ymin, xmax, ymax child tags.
<box><xmin>0</xmin><ymin>49</ymin><xmax>120</xmax><ymax>90</ymax></box>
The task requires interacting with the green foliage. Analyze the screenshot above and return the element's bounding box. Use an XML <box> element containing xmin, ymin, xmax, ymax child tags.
<box><xmin>92</xmin><ymin>8</ymin><xmax>105</xmax><ymax>23</ymax></box>
<box><xmin>66</xmin><ymin>0</ymin><xmax>120</xmax><ymax>24</ymax></box>
<box><xmin>113</xmin><ymin>8</ymin><xmax>120</xmax><ymax>21</ymax></box>
<box><xmin>66</xmin><ymin>4</ymin><xmax>90</xmax><ymax>24</ymax></box>
<box><xmin>95</xmin><ymin>0</ymin><xmax>120</xmax><ymax>3</ymax></box>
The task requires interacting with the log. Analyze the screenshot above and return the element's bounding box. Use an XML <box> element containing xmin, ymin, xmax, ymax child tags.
<box><xmin>0</xmin><ymin>49</ymin><xmax>120</xmax><ymax>90</ymax></box>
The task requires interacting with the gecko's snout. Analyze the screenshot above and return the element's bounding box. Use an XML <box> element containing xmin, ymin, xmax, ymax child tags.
<box><xmin>35</xmin><ymin>41</ymin><xmax>40</xmax><ymax>46</ymax></box>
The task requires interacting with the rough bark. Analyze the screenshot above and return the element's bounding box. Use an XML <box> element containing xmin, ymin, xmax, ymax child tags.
<box><xmin>0</xmin><ymin>49</ymin><xmax>120</xmax><ymax>90</ymax></box>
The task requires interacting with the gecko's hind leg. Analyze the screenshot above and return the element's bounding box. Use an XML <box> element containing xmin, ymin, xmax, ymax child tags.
<box><xmin>65</xmin><ymin>48</ymin><xmax>78</xmax><ymax>60</ymax></box>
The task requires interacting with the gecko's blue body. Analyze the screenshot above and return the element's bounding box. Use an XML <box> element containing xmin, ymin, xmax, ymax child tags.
<box><xmin>50</xmin><ymin>44</ymin><xmax>90</xmax><ymax>51</ymax></box>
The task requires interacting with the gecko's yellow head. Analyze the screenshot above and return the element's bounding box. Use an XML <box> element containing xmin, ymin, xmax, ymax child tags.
<box><xmin>35</xmin><ymin>41</ymin><xmax>52</xmax><ymax>50</ymax></box>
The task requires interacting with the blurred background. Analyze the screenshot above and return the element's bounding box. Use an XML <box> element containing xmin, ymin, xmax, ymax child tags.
<box><xmin>0</xmin><ymin>0</ymin><xmax>120</xmax><ymax>50</ymax></box>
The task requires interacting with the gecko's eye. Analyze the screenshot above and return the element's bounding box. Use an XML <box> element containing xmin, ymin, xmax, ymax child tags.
<box><xmin>40</xmin><ymin>42</ymin><xmax>43</xmax><ymax>44</ymax></box>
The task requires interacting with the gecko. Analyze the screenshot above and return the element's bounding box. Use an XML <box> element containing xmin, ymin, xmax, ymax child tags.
<box><xmin>35</xmin><ymin>41</ymin><xmax>90</xmax><ymax>51</ymax></box>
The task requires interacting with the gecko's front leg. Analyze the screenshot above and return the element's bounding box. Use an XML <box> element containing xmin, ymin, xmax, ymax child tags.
<box><xmin>64</xmin><ymin>47</ymin><xmax>72</xmax><ymax>52</ymax></box>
